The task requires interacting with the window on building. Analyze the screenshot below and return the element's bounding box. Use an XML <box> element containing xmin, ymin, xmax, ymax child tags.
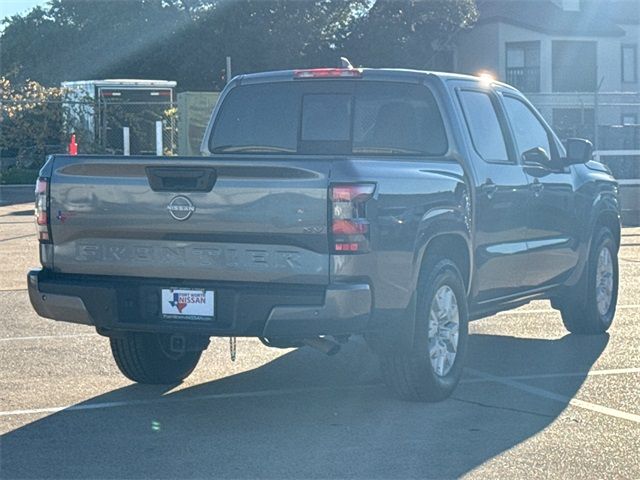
<box><xmin>622</xmin><ymin>45</ymin><xmax>637</xmax><ymax>83</ymax></box>
<box><xmin>458</xmin><ymin>90</ymin><xmax>510</xmax><ymax>163</ymax></box>
<box><xmin>622</xmin><ymin>114</ymin><xmax>637</xmax><ymax>126</ymax></box>
<box><xmin>506</xmin><ymin>42</ymin><xmax>541</xmax><ymax>92</ymax></box>
<box><xmin>552</xmin><ymin>41</ymin><xmax>597</xmax><ymax>92</ymax></box>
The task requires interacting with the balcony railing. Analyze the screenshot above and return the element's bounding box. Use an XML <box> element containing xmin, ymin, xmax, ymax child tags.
<box><xmin>505</xmin><ymin>67</ymin><xmax>540</xmax><ymax>92</ymax></box>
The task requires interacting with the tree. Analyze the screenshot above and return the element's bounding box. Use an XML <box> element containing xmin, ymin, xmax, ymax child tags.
<box><xmin>344</xmin><ymin>0</ymin><xmax>478</xmax><ymax>70</ymax></box>
<box><xmin>1</xmin><ymin>0</ymin><xmax>477</xmax><ymax>91</ymax></box>
<box><xmin>1</xmin><ymin>0</ymin><xmax>193</xmax><ymax>86</ymax></box>
<box><xmin>0</xmin><ymin>77</ymin><xmax>66</xmax><ymax>167</ymax></box>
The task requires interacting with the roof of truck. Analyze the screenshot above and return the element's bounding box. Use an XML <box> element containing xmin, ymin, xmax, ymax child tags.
<box><xmin>61</xmin><ymin>79</ymin><xmax>176</xmax><ymax>88</ymax></box>
<box><xmin>235</xmin><ymin>68</ymin><xmax>517</xmax><ymax>91</ymax></box>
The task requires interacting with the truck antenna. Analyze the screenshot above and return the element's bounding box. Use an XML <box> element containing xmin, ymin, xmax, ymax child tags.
<box><xmin>340</xmin><ymin>57</ymin><xmax>354</xmax><ymax>70</ymax></box>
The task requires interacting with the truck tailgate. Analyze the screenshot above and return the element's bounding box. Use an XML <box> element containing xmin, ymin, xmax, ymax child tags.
<box><xmin>48</xmin><ymin>155</ymin><xmax>330</xmax><ymax>285</ymax></box>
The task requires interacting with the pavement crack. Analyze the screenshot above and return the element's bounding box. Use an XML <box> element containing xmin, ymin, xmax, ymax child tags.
<box><xmin>620</xmin><ymin>257</ymin><xmax>640</xmax><ymax>263</ymax></box>
<box><xmin>0</xmin><ymin>234</ymin><xmax>34</xmax><ymax>243</ymax></box>
<box><xmin>451</xmin><ymin>396</ymin><xmax>556</xmax><ymax>419</ymax></box>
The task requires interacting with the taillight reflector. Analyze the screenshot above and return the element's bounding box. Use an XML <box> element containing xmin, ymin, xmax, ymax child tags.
<box><xmin>332</xmin><ymin>219</ymin><xmax>368</xmax><ymax>235</ymax></box>
<box><xmin>294</xmin><ymin>68</ymin><xmax>362</xmax><ymax>79</ymax></box>
<box><xmin>34</xmin><ymin>177</ymin><xmax>51</xmax><ymax>243</ymax></box>
<box><xmin>330</xmin><ymin>183</ymin><xmax>375</xmax><ymax>254</ymax></box>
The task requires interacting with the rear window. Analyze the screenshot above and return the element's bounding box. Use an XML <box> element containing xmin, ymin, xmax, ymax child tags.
<box><xmin>209</xmin><ymin>81</ymin><xmax>448</xmax><ymax>156</ymax></box>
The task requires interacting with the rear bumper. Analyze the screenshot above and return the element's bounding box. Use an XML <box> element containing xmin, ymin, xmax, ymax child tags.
<box><xmin>27</xmin><ymin>269</ymin><xmax>371</xmax><ymax>338</ymax></box>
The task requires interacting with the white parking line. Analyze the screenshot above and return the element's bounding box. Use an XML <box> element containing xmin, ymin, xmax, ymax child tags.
<box><xmin>0</xmin><ymin>368</ymin><xmax>638</xmax><ymax>418</ymax></box>
<box><xmin>467</xmin><ymin>368</ymin><xmax>640</xmax><ymax>424</ymax></box>
<box><xmin>0</xmin><ymin>384</ymin><xmax>382</xmax><ymax>417</ymax></box>
<box><xmin>461</xmin><ymin>367</ymin><xmax>640</xmax><ymax>383</ymax></box>
<box><xmin>496</xmin><ymin>304</ymin><xmax>640</xmax><ymax>316</ymax></box>
<box><xmin>0</xmin><ymin>333</ymin><xmax>95</xmax><ymax>342</ymax></box>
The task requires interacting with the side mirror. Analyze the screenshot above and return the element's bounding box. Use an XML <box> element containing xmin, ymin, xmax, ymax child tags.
<box><xmin>522</xmin><ymin>147</ymin><xmax>551</xmax><ymax>167</ymax></box>
<box><xmin>564</xmin><ymin>138</ymin><xmax>593</xmax><ymax>165</ymax></box>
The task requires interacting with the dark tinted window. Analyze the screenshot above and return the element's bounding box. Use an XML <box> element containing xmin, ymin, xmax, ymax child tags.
<box><xmin>210</xmin><ymin>83</ymin><xmax>298</xmax><ymax>153</ymax></box>
<box><xmin>210</xmin><ymin>81</ymin><xmax>447</xmax><ymax>156</ymax></box>
<box><xmin>552</xmin><ymin>41</ymin><xmax>596</xmax><ymax>92</ymax></box>
<box><xmin>458</xmin><ymin>90</ymin><xmax>509</xmax><ymax>163</ymax></box>
<box><xmin>352</xmin><ymin>83</ymin><xmax>448</xmax><ymax>155</ymax></box>
<box><xmin>301</xmin><ymin>94</ymin><xmax>351</xmax><ymax>141</ymax></box>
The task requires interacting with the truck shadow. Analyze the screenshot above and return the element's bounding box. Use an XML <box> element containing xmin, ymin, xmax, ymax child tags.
<box><xmin>1</xmin><ymin>332</ymin><xmax>608</xmax><ymax>479</ymax></box>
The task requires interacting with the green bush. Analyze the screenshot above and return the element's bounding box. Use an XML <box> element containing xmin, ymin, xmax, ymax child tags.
<box><xmin>0</xmin><ymin>167</ymin><xmax>40</xmax><ymax>185</ymax></box>
<box><xmin>0</xmin><ymin>77</ymin><xmax>66</xmax><ymax>170</ymax></box>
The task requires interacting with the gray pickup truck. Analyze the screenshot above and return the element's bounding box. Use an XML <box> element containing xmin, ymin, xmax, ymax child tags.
<box><xmin>28</xmin><ymin>67</ymin><xmax>620</xmax><ymax>401</ymax></box>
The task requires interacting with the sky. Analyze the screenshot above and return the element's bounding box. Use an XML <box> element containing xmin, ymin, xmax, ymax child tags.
<box><xmin>1</xmin><ymin>0</ymin><xmax>48</xmax><ymax>20</ymax></box>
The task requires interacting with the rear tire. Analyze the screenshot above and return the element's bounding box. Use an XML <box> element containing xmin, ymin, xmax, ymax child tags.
<box><xmin>110</xmin><ymin>332</ymin><xmax>203</xmax><ymax>384</ymax></box>
<box><xmin>559</xmin><ymin>227</ymin><xmax>618</xmax><ymax>334</ymax></box>
<box><xmin>380</xmin><ymin>258</ymin><xmax>469</xmax><ymax>402</ymax></box>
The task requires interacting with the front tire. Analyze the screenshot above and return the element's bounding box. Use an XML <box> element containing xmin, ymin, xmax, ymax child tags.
<box><xmin>381</xmin><ymin>258</ymin><xmax>469</xmax><ymax>402</ymax></box>
<box><xmin>110</xmin><ymin>332</ymin><xmax>203</xmax><ymax>384</ymax></box>
<box><xmin>559</xmin><ymin>227</ymin><xmax>618</xmax><ymax>334</ymax></box>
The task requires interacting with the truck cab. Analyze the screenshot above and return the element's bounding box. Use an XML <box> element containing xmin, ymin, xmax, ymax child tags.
<box><xmin>29</xmin><ymin>67</ymin><xmax>620</xmax><ymax>401</ymax></box>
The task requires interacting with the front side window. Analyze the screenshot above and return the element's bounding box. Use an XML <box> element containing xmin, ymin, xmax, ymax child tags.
<box><xmin>210</xmin><ymin>81</ymin><xmax>448</xmax><ymax>156</ymax></box>
<box><xmin>502</xmin><ymin>96</ymin><xmax>552</xmax><ymax>160</ymax></box>
<box><xmin>458</xmin><ymin>90</ymin><xmax>509</xmax><ymax>163</ymax></box>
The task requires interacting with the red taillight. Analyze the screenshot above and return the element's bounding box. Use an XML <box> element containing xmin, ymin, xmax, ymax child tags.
<box><xmin>330</xmin><ymin>183</ymin><xmax>375</xmax><ymax>254</ymax></box>
<box><xmin>34</xmin><ymin>177</ymin><xmax>51</xmax><ymax>242</ymax></box>
<box><xmin>294</xmin><ymin>68</ymin><xmax>362</xmax><ymax>79</ymax></box>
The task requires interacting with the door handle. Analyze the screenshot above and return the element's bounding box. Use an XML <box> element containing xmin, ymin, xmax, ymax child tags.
<box><xmin>530</xmin><ymin>180</ymin><xmax>544</xmax><ymax>197</ymax></box>
<box><xmin>480</xmin><ymin>181</ymin><xmax>498</xmax><ymax>199</ymax></box>
<box><xmin>146</xmin><ymin>167</ymin><xmax>217</xmax><ymax>192</ymax></box>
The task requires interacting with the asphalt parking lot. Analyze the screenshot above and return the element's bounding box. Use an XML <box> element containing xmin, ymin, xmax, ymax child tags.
<box><xmin>0</xmin><ymin>200</ymin><xmax>638</xmax><ymax>479</ymax></box>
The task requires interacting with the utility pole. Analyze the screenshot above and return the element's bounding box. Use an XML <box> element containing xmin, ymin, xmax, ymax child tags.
<box><xmin>594</xmin><ymin>76</ymin><xmax>605</xmax><ymax>148</ymax></box>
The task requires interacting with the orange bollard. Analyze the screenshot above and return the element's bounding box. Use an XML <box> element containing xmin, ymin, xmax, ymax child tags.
<box><xmin>68</xmin><ymin>134</ymin><xmax>78</xmax><ymax>155</ymax></box>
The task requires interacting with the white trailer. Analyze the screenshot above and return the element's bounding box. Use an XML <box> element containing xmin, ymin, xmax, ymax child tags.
<box><xmin>61</xmin><ymin>79</ymin><xmax>176</xmax><ymax>154</ymax></box>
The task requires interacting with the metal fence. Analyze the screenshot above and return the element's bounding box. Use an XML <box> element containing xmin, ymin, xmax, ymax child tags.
<box><xmin>176</xmin><ymin>92</ymin><xmax>219</xmax><ymax>156</ymax></box>
<box><xmin>527</xmin><ymin>92</ymin><xmax>640</xmax><ymax>149</ymax></box>
<box><xmin>1</xmin><ymin>99</ymin><xmax>177</xmax><ymax>163</ymax></box>
<box><xmin>595</xmin><ymin>150</ymin><xmax>640</xmax><ymax>225</ymax></box>
<box><xmin>71</xmin><ymin>98</ymin><xmax>177</xmax><ymax>155</ymax></box>
<box><xmin>2</xmin><ymin>92</ymin><xmax>637</xmax><ymax>166</ymax></box>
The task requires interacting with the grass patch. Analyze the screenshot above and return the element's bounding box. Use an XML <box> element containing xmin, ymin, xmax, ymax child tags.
<box><xmin>0</xmin><ymin>168</ymin><xmax>39</xmax><ymax>185</ymax></box>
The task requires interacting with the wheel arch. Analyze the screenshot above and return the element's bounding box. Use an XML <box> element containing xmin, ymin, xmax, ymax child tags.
<box><xmin>366</xmin><ymin>231</ymin><xmax>471</xmax><ymax>355</ymax></box>
<box><xmin>594</xmin><ymin>210</ymin><xmax>621</xmax><ymax>251</ymax></box>
<box><xmin>418</xmin><ymin>233</ymin><xmax>472</xmax><ymax>295</ymax></box>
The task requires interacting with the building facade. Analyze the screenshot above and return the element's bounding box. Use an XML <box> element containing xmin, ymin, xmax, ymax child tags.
<box><xmin>455</xmin><ymin>0</ymin><xmax>639</xmax><ymax>148</ymax></box>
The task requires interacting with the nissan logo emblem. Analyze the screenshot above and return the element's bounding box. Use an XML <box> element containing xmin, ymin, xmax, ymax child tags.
<box><xmin>167</xmin><ymin>195</ymin><xmax>195</xmax><ymax>221</ymax></box>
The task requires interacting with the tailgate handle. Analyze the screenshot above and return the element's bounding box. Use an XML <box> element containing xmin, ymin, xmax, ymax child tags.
<box><xmin>146</xmin><ymin>167</ymin><xmax>216</xmax><ymax>192</ymax></box>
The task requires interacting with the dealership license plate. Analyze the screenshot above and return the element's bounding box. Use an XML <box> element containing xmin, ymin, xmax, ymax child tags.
<box><xmin>161</xmin><ymin>288</ymin><xmax>215</xmax><ymax>321</ymax></box>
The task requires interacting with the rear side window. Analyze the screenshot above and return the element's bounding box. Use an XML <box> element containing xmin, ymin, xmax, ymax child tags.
<box><xmin>458</xmin><ymin>90</ymin><xmax>509</xmax><ymax>163</ymax></box>
<box><xmin>210</xmin><ymin>81</ymin><xmax>448</xmax><ymax>156</ymax></box>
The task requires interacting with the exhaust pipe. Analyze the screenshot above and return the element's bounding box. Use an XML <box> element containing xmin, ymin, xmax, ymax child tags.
<box><xmin>303</xmin><ymin>337</ymin><xmax>341</xmax><ymax>356</ymax></box>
